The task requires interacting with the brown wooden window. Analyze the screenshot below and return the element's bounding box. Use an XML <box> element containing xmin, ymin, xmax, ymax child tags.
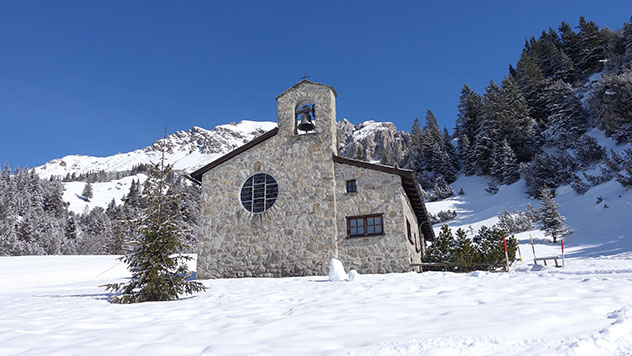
<box><xmin>406</xmin><ymin>219</ymin><xmax>414</xmax><ymax>245</ymax></box>
<box><xmin>346</xmin><ymin>179</ymin><xmax>357</xmax><ymax>193</ymax></box>
<box><xmin>346</xmin><ymin>214</ymin><xmax>383</xmax><ymax>238</ymax></box>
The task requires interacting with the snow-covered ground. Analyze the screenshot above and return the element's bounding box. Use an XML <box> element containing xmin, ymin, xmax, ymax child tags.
<box><xmin>1</xmin><ymin>254</ymin><xmax>631</xmax><ymax>355</ymax></box>
<box><xmin>63</xmin><ymin>174</ymin><xmax>147</xmax><ymax>214</ymax></box>
<box><xmin>2</xmin><ymin>173</ymin><xmax>632</xmax><ymax>355</ymax></box>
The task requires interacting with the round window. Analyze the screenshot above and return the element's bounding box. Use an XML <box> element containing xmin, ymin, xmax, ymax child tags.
<box><xmin>240</xmin><ymin>173</ymin><xmax>279</xmax><ymax>213</ymax></box>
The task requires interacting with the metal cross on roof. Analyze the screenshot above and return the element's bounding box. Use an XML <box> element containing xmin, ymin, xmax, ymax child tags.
<box><xmin>301</xmin><ymin>73</ymin><xmax>310</xmax><ymax>80</ymax></box>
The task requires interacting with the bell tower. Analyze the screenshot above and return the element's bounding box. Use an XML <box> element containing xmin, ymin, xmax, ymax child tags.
<box><xmin>275</xmin><ymin>80</ymin><xmax>338</xmax><ymax>155</ymax></box>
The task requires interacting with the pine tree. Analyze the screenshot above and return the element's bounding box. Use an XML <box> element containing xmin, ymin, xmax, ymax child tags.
<box><xmin>456</xmin><ymin>85</ymin><xmax>483</xmax><ymax>153</ymax></box>
<box><xmin>514</xmin><ymin>49</ymin><xmax>550</xmax><ymax>125</ymax></box>
<box><xmin>411</xmin><ymin>117</ymin><xmax>422</xmax><ymax>148</ymax></box>
<box><xmin>420</xmin><ymin>110</ymin><xmax>443</xmax><ymax>172</ymax></box>
<box><xmin>408</xmin><ymin>118</ymin><xmax>424</xmax><ymax>177</ymax></box>
<box><xmin>539</xmin><ymin>188</ymin><xmax>566</xmax><ymax>243</ymax></box>
<box><xmin>624</xmin><ymin>17</ymin><xmax>632</xmax><ymax>68</ymax></box>
<box><xmin>485</xmin><ymin>181</ymin><xmax>499</xmax><ymax>194</ymax></box>
<box><xmin>104</xmin><ymin>132</ymin><xmax>206</xmax><ymax>303</ymax></box>
<box><xmin>500</xmin><ymin>140</ymin><xmax>520</xmax><ymax>184</ymax></box>
<box><xmin>589</xmin><ymin>70</ymin><xmax>632</xmax><ymax>143</ymax></box>
<box><xmin>79</xmin><ymin>207</ymin><xmax>113</xmax><ymax>254</ymax></box>
<box><xmin>473</xmin><ymin>226</ymin><xmax>510</xmax><ymax>270</ymax></box>
<box><xmin>63</xmin><ymin>213</ymin><xmax>78</xmax><ymax>255</ymax></box>
<box><xmin>577</xmin><ymin>16</ymin><xmax>606</xmax><ymax>76</ymax></box>
<box><xmin>475</xmin><ymin>81</ymin><xmax>501</xmax><ymax>175</ymax></box>
<box><xmin>459</xmin><ymin>135</ymin><xmax>474</xmax><ymax>175</ymax></box>
<box><xmin>498</xmin><ymin>76</ymin><xmax>537</xmax><ymax>161</ymax></box>
<box><xmin>490</xmin><ymin>142</ymin><xmax>504</xmax><ymax>183</ymax></box>
<box><xmin>380</xmin><ymin>148</ymin><xmax>395</xmax><ymax>166</ymax></box>
<box><xmin>124</xmin><ymin>179</ymin><xmax>142</xmax><ymax>208</ymax></box>
<box><xmin>432</xmin><ymin>176</ymin><xmax>454</xmax><ymax>199</ymax></box>
<box><xmin>615</xmin><ymin>149</ymin><xmax>632</xmax><ymax>188</ymax></box>
<box><xmin>82</xmin><ymin>182</ymin><xmax>93</xmax><ymax>201</ymax></box>
<box><xmin>442</xmin><ymin>128</ymin><xmax>460</xmax><ymax>177</ymax></box>
<box><xmin>424</xmin><ymin>224</ymin><xmax>453</xmax><ymax>264</ymax></box>
<box><xmin>559</xmin><ymin>21</ymin><xmax>581</xmax><ymax>71</ymax></box>
<box><xmin>451</xmin><ymin>228</ymin><xmax>478</xmax><ymax>270</ymax></box>
<box><xmin>544</xmin><ymin>80</ymin><xmax>589</xmax><ymax>147</ymax></box>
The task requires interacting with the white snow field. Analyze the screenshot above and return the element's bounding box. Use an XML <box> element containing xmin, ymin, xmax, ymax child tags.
<box><xmin>1</xmin><ymin>253</ymin><xmax>631</xmax><ymax>356</ymax></box>
<box><xmin>62</xmin><ymin>174</ymin><xmax>147</xmax><ymax>214</ymax></box>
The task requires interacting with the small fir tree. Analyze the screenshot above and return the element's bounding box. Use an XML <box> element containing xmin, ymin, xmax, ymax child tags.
<box><xmin>104</xmin><ymin>132</ymin><xmax>206</xmax><ymax>303</ymax></box>
<box><xmin>424</xmin><ymin>224</ymin><xmax>453</xmax><ymax>265</ymax></box>
<box><xmin>82</xmin><ymin>182</ymin><xmax>93</xmax><ymax>201</ymax></box>
<box><xmin>473</xmin><ymin>226</ymin><xmax>515</xmax><ymax>270</ymax></box>
<box><xmin>451</xmin><ymin>228</ymin><xmax>479</xmax><ymax>270</ymax></box>
<box><xmin>485</xmin><ymin>181</ymin><xmax>499</xmax><ymax>194</ymax></box>
<box><xmin>539</xmin><ymin>188</ymin><xmax>566</xmax><ymax>243</ymax></box>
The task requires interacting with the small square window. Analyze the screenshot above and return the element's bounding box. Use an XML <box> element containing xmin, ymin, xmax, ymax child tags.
<box><xmin>346</xmin><ymin>180</ymin><xmax>357</xmax><ymax>193</ymax></box>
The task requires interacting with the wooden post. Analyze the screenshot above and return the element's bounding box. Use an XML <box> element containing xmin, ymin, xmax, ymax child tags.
<box><xmin>561</xmin><ymin>239</ymin><xmax>565</xmax><ymax>268</ymax></box>
<box><xmin>503</xmin><ymin>238</ymin><xmax>510</xmax><ymax>272</ymax></box>
<box><xmin>515</xmin><ymin>235</ymin><xmax>523</xmax><ymax>262</ymax></box>
<box><xmin>530</xmin><ymin>234</ymin><xmax>537</xmax><ymax>264</ymax></box>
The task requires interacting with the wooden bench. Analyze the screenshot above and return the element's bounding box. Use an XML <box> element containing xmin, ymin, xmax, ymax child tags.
<box><xmin>534</xmin><ymin>256</ymin><xmax>561</xmax><ymax>267</ymax></box>
<box><xmin>410</xmin><ymin>263</ymin><xmax>449</xmax><ymax>272</ymax></box>
<box><xmin>410</xmin><ymin>263</ymin><xmax>499</xmax><ymax>272</ymax></box>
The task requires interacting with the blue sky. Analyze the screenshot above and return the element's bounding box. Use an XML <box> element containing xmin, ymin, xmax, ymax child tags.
<box><xmin>1</xmin><ymin>1</ymin><xmax>630</xmax><ymax>169</ymax></box>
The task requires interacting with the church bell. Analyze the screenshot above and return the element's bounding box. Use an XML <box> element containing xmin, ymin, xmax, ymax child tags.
<box><xmin>296</xmin><ymin>104</ymin><xmax>316</xmax><ymax>132</ymax></box>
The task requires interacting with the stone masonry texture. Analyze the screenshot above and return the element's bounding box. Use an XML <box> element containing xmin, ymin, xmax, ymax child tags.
<box><xmin>197</xmin><ymin>81</ymin><xmax>424</xmax><ymax>278</ymax></box>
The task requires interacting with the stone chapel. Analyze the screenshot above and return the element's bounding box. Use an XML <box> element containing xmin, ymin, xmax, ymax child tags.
<box><xmin>190</xmin><ymin>80</ymin><xmax>435</xmax><ymax>278</ymax></box>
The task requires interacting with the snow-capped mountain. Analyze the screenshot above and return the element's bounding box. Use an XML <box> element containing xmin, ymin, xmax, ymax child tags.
<box><xmin>34</xmin><ymin>118</ymin><xmax>409</xmax><ymax>213</ymax></box>
<box><xmin>35</xmin><ymin>119</ymin><xmax>409</xmax><ymax>180</ymax></box>
<box><xmin>34</xmin><ymin>121</ymin><xmax>277</xmax><ymax>180</ymax></box>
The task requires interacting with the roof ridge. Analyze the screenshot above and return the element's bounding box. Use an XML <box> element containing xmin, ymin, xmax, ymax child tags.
<box><xmin>275</xmin><ymin>80</ymin><xmax>338</xmax><ymax>100</ymax></box>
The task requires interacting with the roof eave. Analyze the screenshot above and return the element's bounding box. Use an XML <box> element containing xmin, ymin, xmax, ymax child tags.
<box><xmin>190</xmin><ymin>127</ymin><xmax>279</xmax><ymax>181</ymax></box>
<box><xmin>332</xmin><ymin>155</ymin><xmax>434</xmax><ymax>240</ymax></box>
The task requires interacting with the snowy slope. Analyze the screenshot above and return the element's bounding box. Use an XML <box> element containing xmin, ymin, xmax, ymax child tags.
<box><xmin>63</xmin><ymin>174</ymin><xmax>147</xmax><ymax>214</ymax></box>
<box><xmin>426</xmin><ymin>127</ymin><xmax>632</xmax><ymax>262</ymax></box>
<box><xmin>34</xmin><ymin>120</ymin><xmax>277</xmax><ymax>180</ymax></box>
<box><xmin>1</xmin><ymin>254</ymin><xmax>631</xmax><ymax>355</ymax></box>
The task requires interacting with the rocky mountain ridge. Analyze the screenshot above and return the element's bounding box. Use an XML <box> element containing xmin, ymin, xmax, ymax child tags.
<box><xmin>35</xmin><ymin>119</ymin><xmax>411</xmax><ymax>180</ymax></box>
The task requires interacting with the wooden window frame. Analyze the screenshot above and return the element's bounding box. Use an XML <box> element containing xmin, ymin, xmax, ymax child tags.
<box><xmin>346</xmin><ymin>179</ymin><xmax>357</xmax><ymax>193</ymax></box>
<box><xmin>346</xmin><ymin>213</ymin><xmax>384</xmax><ymax>238</ymax></box>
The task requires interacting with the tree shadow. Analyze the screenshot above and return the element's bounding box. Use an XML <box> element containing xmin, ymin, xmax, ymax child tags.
<box><xmin>34</xmin><ymin>292</ymin><xmax>115</xmax><ymax>301</ymax></box>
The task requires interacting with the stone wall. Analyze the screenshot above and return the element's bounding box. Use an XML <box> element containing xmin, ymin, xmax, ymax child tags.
<box><xmin>197</xmin><ymin>81</ymin><xmax>424</xmax><ymax>278</ymax></box>
<box><xmin>334</xmin><ymin>162</ymin><xmax>421</xmax><ymax>273</ymax></box>
<box><xmin>197</xmin><ymin>82</ymin><xmax>339</xmax><ymax>278</ymax></box>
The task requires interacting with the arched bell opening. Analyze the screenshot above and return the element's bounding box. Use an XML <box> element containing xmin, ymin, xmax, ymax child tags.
<box><xmin>294</xmin><ymin>100</ymin><xmax>316</xmax><ymax>134</ymax></box>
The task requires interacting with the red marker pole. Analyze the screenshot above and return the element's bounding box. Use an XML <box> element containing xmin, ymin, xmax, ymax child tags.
<box><xmin>503</xmin><ymin>238</ymin><xmax>510</xmax><ymax>272</ymax></box>
<box><xmin>561</xmin><ymin>239</ymin><xmax>565</xmax><ymax>268</ymax></box>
